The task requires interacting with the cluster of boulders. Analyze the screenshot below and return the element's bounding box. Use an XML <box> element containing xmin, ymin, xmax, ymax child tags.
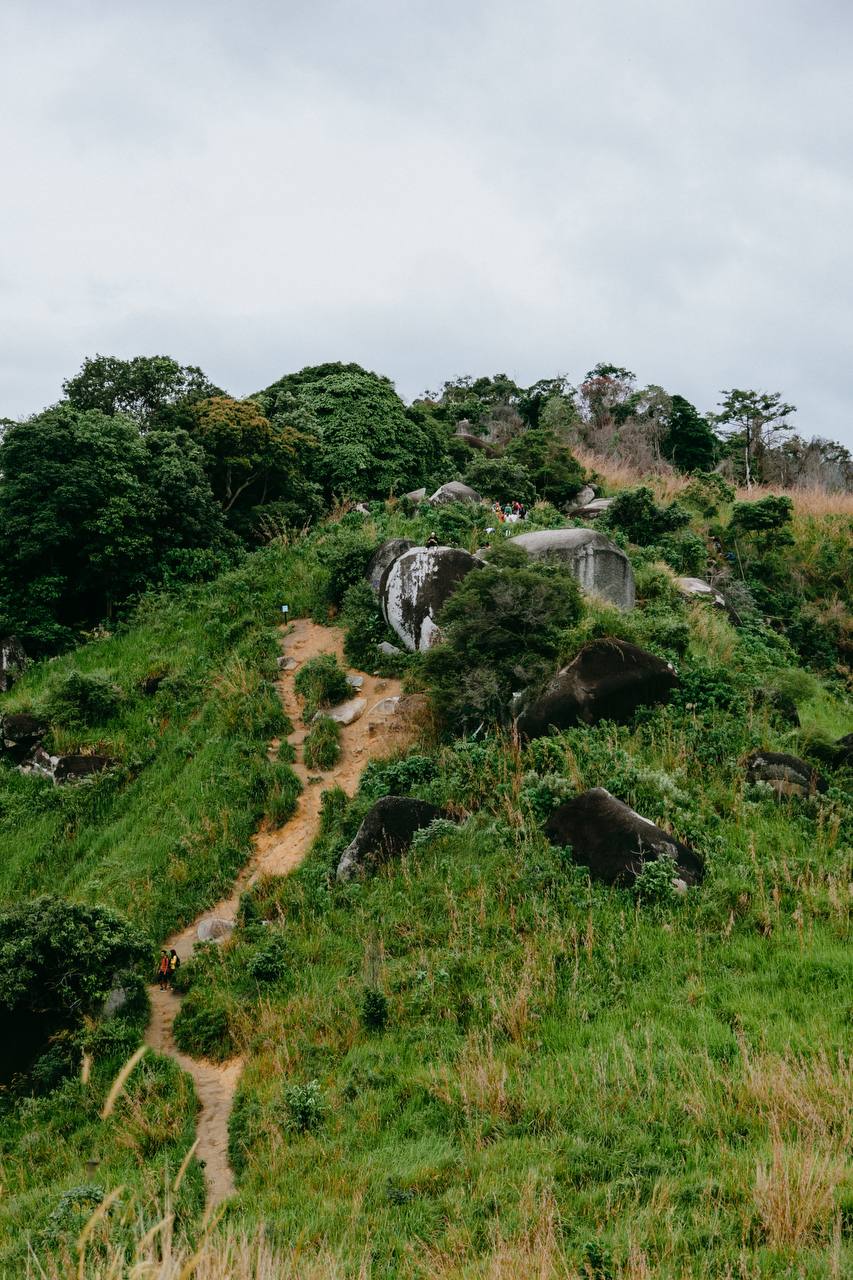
<box><xmin>0</xmin><ymin>712</ymin><xmax>115</xmax><ymax>784</ymax></box>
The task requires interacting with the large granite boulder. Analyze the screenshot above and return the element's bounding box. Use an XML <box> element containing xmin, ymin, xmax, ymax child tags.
<box><xmin>508</xmin><ymin>528</ymin><xmax>635</xmax><ymax>610</ymax></box>
<box><xmin>0</xmin><ymin>637</ymin><xmax>27</xmax><ymax>693</ymax></box>
<box><xmin>1</xmin><ymin>712</ymin><xmax>48</xmax><ymax>764</ymax></box>
<box><xmin>544</xmin><ymin>787</ymin><xmax>704</xmax><ymax>888</ymax></box>
<box><xmin>429</xmin><ymin>481</ymin><xmax>482</xmax><ymax>506</ymax></box>
<box><xmin>366</xmin><ymin>539</ymin><xmax>415</xmax><ymax>592</ymax></box>
<box><xmin>336</xmin><ymin>796</ymin><xmax>447</xmax><ymax>881</ymax></box>
<box><xmin>745</xmin><ymin>751</ymin><xmax>827</xmax><ymax>798</ymax></box>
<box><xmin>381</xmin><ymin>546</ymin><xmax>483</xmax><ymax>651</ymax></box>
<box><xmin>516</xmin><ymin>638</ymin><xmax>678</xmax><ymax>738</ymax></box>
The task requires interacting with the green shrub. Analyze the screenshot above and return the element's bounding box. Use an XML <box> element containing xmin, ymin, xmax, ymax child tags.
<box><xmin>314</xmin><ymin>521</ymin><xmax>376</xmax><ymax>607</ymax></box>
<box><xmin>279</xmin><ymin>1078</ymin><xmax>327</xmax><ymax>1133</ymax></box>
<box><xmin>505</xmin><ymin>427</ymin><xmax>586</xmax><ymax>505</ymax></box>
<box><xmin>653</xmin><ymin>529</ymin><xmax>707</xmax><ymax>575</ymax></box>
<box><xmin>246</xmin><ymin>933</ymin><xmax>289</xmax><ymax>983</ymax></box>
<box><xmin>603</xmin><ymin>486</ymin><xmax>690</xmax><ymax>545</ymax></box>
<box><xmin>361</xmin><ymin>986</ymin><xmax>389</xmax><ymax>1032</ymax></box>
<box><xmin>43</xmin><ymin>670</ymin><xmax>123</xmax><ymax>727</ymax></box>
<box><xmin>633</xmin><ymin>854</ymin><xmax>679</xmax><ymax>906</ymax></box>
<box><xmin>462</xmin><ymin>456</ymin><xmax>536</xmax><ymax>507</ymax></box>
<box><xmin>681</xmin><ymin>473</ymin><xmax>734</xmax><ymax>516</ymax></box>
<box><xmin>303</xmin><ymin>715</ymin><xmax>342</xmax><ymax>770</ymax></box>
<box><xmin>294</xmin><ymin>654</ymin><xmax>350</xmax><ymax>720</ymax></box>
<box><xmin>422</xmin><ymin>544</ymin><xmax>583</xmax><ymax>732</ymax></box>
<box><xmin>172</xmin><ymin>989</ymin><xmax>235</xmax><ymax>1061</ymax></box>
<box><xmin>730</xmin><ymin>494</ymin><xmax>793</xmax><ymax>547</ymax></box>
<box><xmin>340</xmin><ymin>579</ymin><xmax>396</xmax><ymax>670</ymax></box>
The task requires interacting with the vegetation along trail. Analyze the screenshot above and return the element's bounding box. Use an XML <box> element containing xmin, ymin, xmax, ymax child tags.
<box><xmin>144</xmin><ymin>617</ymin><xmax>409</xmax><ymax>1207</ymax></box>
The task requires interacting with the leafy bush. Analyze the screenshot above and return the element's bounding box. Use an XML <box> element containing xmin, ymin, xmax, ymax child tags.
<box><xmin>246</xmin><ymin>933</ymin><xmax>289</xmax><ymax>983</ymax></box>
<box><xmin>505</xmin><ymin>427</ymin><xmax>586</xmax><ymax>505</ymax></box>
<box><xmin>303</xmin><ymin>715</ymin><xmax>342</xmax><ymax>770</ymax></box>
<box><xmin>681</xmin><ymin>473</ymin><xmax>735</xmax><ymax>516</ymax></box>
<box><xmin>43</xmin><ymin>670</ymin><xmax>123</xmax><ymax>727</ymax></box>
<box><xmin>340</xmin><ymin>579</ymin><xmax>402</xmax><ymax>671</ymax></box>
<box><xmin>172</xmin><ymin>989</ymin><xmax>235</xmax><ymax>1061</ymax></box>
<box><xmin>520</xmin><ymin>770</ymin><xmax>575</xmax><ymax>823</ymax></box>
<box><xmin>603</xmin><ymin>486</ymin><xmax>690</xmax><ymax>545</ymax></box>
<box><xmin>462</xmin><ymin>456</ymin><xmax>536</xmax><ymax>507</ymax></box>
<box><xmin>730</xmin><ymin>495</ymin><xmax>794</xmax><ymax>551</ymax></box>
<box><xmin>653</xmin><ymin>529</ymin><xmax>707</xmax><ymax>575</ymax></box>
<box><xmin>314</xmin><ymin>521</ymin><xmax>376</xmax><ymax>607</ymax></box>
<box><xmin>361</xmin><ymin>987</ymin><xmax>389</xmax><ymax>1032</ymax></box>
<box><xmin>422</xmin><ymin>544</ymin><xmax>582</xmax><ymax>732</ymax></box>
<box><xmin>633</xmin><ymin>854</ymin><xmax>679</xmax><ymax>905</ymax></box>
<box><xmin>0</xmin><ymin>896</ymin><xmax>147</xmax><ymax>1082</ymax></box>
<box><xmin>294</xmin><ymin>654</ymin><xmax>350</xmax><ymax>720</ymax></box>
<box><xmin>280</xmin><ymin>1078</ymin><xmax>327</xmax><ymax>1133</ymax></box>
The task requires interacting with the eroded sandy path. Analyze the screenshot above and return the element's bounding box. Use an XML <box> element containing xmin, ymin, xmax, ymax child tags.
<box><xmin>145</xmin><ymin>619</ymin><xmax>410</xmax><ymax>1206</ymax></box>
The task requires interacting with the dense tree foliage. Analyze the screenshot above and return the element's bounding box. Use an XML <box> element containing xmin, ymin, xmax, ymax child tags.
<box><xmin>0</xmin><ymin>405</ymin><xmax>229</xmax><ymax>652</ymax></box>
<box><xmin>63</xmin><ymin>354</ymin><xmax>220</xmax><ymax>428</ymax></box>
<box><xmin>662</xmin><ymin>395</ymin><xmax>717</xmax><ymax>472</ymax></box>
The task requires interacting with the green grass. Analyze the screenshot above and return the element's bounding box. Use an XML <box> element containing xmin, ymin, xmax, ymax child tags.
<box><xmin>303</xmin><ymin>715</ymin><xmax>342</xmax><ymax>770</ymax></box>
<box><xmin>2</xmin><ymin>505</ymin><xmax>851</xmax><ymax>1277</ymax></box>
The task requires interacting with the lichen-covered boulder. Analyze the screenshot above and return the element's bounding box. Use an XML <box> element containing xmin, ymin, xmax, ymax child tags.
<box><xmin>336</xmin><ymin>796</ymin><xmax>447</xmax><ymax>881</ymax></box>
<box><xmin>0</xmin><ymin>637</ymin><xmax>27</xmax><ymax>693</ymax></box>
<box><xmin>403</xmin><ymin>487</ymin><xmax>427</xmax><ymax>503</ymax></box>
<box><xmin>745</xmin><ymin>752</ymin><xmax>827</xmax><ymax>798</ymax></box>
<box><xmin>366</xmin><ymin>539</ymin><xmax>415</xmax><ymax>592</ymax></box>
<box><xmin>429</xmin><ymin>481</ymin><xmax>482</xmax><ymax>506</ymax></box>
<box><xmin>571</xmin><ymin>485</ymin><xmax>596</xmax><ymax>509</ymax></box>
<box><xmin>508</xmin><ymin>528</ymin><xmax>635</xmax><ymax>610</ymax></box>
<box><xmin>1</xmin><ymin>712</ymin><xmax>47</xmax><ymax>763</ymax></box>
<box><xmin>544</xmin><ymin>787</ymin><xmax>704</xmax><ymax>887</ymax></box>
<box><xmin>516</xmin><ymin>638</ymin><xmax>678</xmax><ymax>738</ymax></box>
<box><xmin>380</xmin><ymin>546</ymin><xmax>483</xmax><ymax>651</ymax></box>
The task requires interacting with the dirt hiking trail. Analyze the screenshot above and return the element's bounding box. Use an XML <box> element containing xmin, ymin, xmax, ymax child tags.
<box><xmin>145</xmin><ymin>619</ymin><xmax>411</xmax><ymax>1206</ymax></box>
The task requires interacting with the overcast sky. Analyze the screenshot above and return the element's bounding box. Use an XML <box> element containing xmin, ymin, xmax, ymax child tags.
<box><xmin>2</xmin><ymin>0</ymin><xmax>852</xmax><ymax>446</ymax></box>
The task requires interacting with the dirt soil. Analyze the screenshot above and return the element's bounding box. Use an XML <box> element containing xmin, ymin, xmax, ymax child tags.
<box><xmin>144</xmin><ymin>618</ymin><xmax>410</xmax><ymax>1206</ymax></box>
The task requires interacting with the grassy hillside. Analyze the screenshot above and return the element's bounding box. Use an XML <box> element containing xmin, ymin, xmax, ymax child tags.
<box><xmin>1</xmin><ymin>483</ymin><xmax>851</xmax><ymax>1276</ymax></box>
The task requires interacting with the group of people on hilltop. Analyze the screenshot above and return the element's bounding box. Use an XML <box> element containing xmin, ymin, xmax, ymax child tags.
<box><xmin>492</xmin><ymin>500</ymin><xmax>526</xmax><ymax>524</ymax></box>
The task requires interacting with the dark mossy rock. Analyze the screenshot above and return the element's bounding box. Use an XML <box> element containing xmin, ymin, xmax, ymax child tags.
<box><xmin>745</xmin><ymin>751</ymin><xmax>828</xmax><ymax>798</ymax></box>
<box><xmin>53</xmin><ymin>755</ymin><xmax>116</xmax><ymax>784</ymax></box>
<box><xmin>0</xmin><ymin>636</ymin><xmax>27</xmax><ymax>693</ymax></box>
<box><xmin>544</xmin><ymin>787</ymin><xmax>703</xmax><ymax>888</ymax></box>
<box><xmin>0</xmin><ymin>712</ymin><xmax>48</xmax><ymax>763</ymax></box>
<box><xmin>336</xmin><ymin>796</ymin><xmax>448</xmax><ymax>881</ymax></box>
<box><xmin>366</xmin><ymin>539</ymin><xmax>415</xmax><ymax>593</ymax></box>
<box><xmin>516</xmin><ymin>638</ymin><xmax>678</xmax><ymax>739</ymax></box>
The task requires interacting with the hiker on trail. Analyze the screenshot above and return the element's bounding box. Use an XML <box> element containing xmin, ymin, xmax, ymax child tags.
<box><xmin>157</xmin><ymin>950</ymin><xmax>170</xmax><ymax>991</ymax></box>
<box><xmin>426</xmin><ymin>531</ymin><xmax>439</xmax><ymax>548</ymax></box>
<box><xmin>169</xmin><ymin>948</ymin><xmax>180</xmax><ymax>980</ymax></box>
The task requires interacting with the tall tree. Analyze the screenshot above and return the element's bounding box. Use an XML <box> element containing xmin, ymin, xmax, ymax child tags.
<box><xmin>63</xmin><ymin>354</ymin><xmax>220</xmax><ymax>429</ymax></box>
<box><xmin>714</xmin><ymin>389</ymin><xmax>796</xmax><ymax>488</ymax></box>
<box><xmin>190</xmin><ymin>396</ymin><xmax>302</xmax><ymax>513</ymax></box>
<box><xmin>662</xmin><ymin>395</ymin><xmax>717</xmax><ymax>472</ymax></box>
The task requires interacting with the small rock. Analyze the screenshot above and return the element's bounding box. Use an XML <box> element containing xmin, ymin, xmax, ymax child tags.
<box><xmin>1</xmin><ymin>712</ymin><xmax>48</xmax><ymax>763</ymax></box>
<box><xmin>103</xmin><ymin>986</ymin><xmax>129</xmax><ymax>1018</ymax></box>
<box><xmin>369</xmin><ymin>696</ymin><xmax>400</xmax><ymax>716</ymax></box>
<box><xmin>53</xmin><ymin>755</ymin><xmax>115</xmax><ymax>784</ymax></box>
<box><xmin>572</xmin><ymin>484</ymin><xmax>596</xmax><ymax>508</ymax></box>
<box><xmin>346</xmin><ymin>674</ymin><xmax>365</xmax><ymax>690</ymax></box>
<box><xmin>354</xmin><ymin>502</ymin><xmax>370</xmax><ymax>515</ymax></box>
<box><xmin>403</xmin><ymin>487</ymin><xmax>427</xmax><ymax>502</ymax></box>
<box><xmin>377</xmin><ymin>641</ymin><xmax>402</xmax><ymax>657</ymax></box>
<box><xmin>315</xmin><ymin>697</ymin><xmax>367</xmax><ymax>726</ymax></box>
<box><xmin>568</xmin><ymin>497</ymin><xmax>613</xmax><ymax>518</ymax></box>
<box><xmin>196</xmin><ymin>917</ymin><xmax>234</xmax><ymax>943</ymax></box>
<box><xmin>745</xmin><ymin>752</ymin><xmax>827</xmax><ymax>798</ymax></box>
<box><xmin>675</xmin><ymin>577</ymin><xmax>726</xmax><ymax>608</ymax></box>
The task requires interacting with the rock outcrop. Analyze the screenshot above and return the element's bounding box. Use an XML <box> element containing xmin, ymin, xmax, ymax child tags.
<box><xmin>381</xmin><ymin>545</ymin><xmax>483</xmax><ymax>650</ymax></box>
<box><xmin>0</xmin><ymin>637</ymin><xmax>26</xmax><ymax>693</ymax></box>
<box><xmin>675</xmin><ymin>577</ymin><xmax>725</xmax><ymax>607</ymax></box>
<box><xmin>745</xmin><ymin>751</ymin><xmax>827</xmax><ymax>798</ymax></box>
<box><xmin>336</xmin><ymin>796</ymin><xmax>447</xmax><ymax>881</ymax></box>
<box><xmin>454</xmin><ymin>429</ymin><xmax>497</xmax><ymax>455</ymax></box>
<box><xmin>1</xmin><ymin>712</ymin><xmax>48</xmax><ymax>764</ymax></box>
<box><xmin>571</xmin><ymin>485</ymin><xmax>596</xmax><ymax>509</ymax></box>
<box><xmin>429</xmin><ymin>481</ymin><xmax>482</xmax><ymax>506</ymax></box>
<box><xmin>366</xmin><ymin>539</ymin><xmax>415</xmax><ymax>592</ymax></box>
<box><xmin>544</xmin><ymin>787</ymin><xmax>704</xmax><ymax>887</ymax></box>
<box><xmin>516</xmin><ymin>638</ymin><xmax>678</xmax><ymax>738</ymax></box>
<box><xmin>314</xmin><ymin>697</ymin><xmax>366</xmax><ymax>726</ymax></box>
<box><xmin>568</xmin><ymin>497</ymin><xmax>613</xmax><ymax>519</ymax></box>
<box><xmin>403</xmin><ymin>487</ymin><xmax>427</xmax><ymax>503</ymax></box>
<box><xmin>507</xmin><ymin>528</ymin><xmax>635</xmax><ymax>610</ymax></box>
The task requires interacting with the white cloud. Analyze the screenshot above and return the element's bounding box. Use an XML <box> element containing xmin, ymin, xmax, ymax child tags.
<box><xmin>1</xmin><ymin>0</ymin><xmax>851</xmax><ymax>447</ymax></box>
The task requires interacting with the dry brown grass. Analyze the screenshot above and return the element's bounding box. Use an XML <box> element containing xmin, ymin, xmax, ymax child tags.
<box><xmin>753</xmin><ymin>1129</ymin><xmax>845</xmax><ymax>1248</ymax></box>
<box><xmin>429</xmin><ymin>1032</ymin><xmax>519</xmax><ymax>1126</ymax></box>
<box><xmin>574</xmin><ymin>446</ymin><xmax>853</xmax><ymax>514</ymax></box>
